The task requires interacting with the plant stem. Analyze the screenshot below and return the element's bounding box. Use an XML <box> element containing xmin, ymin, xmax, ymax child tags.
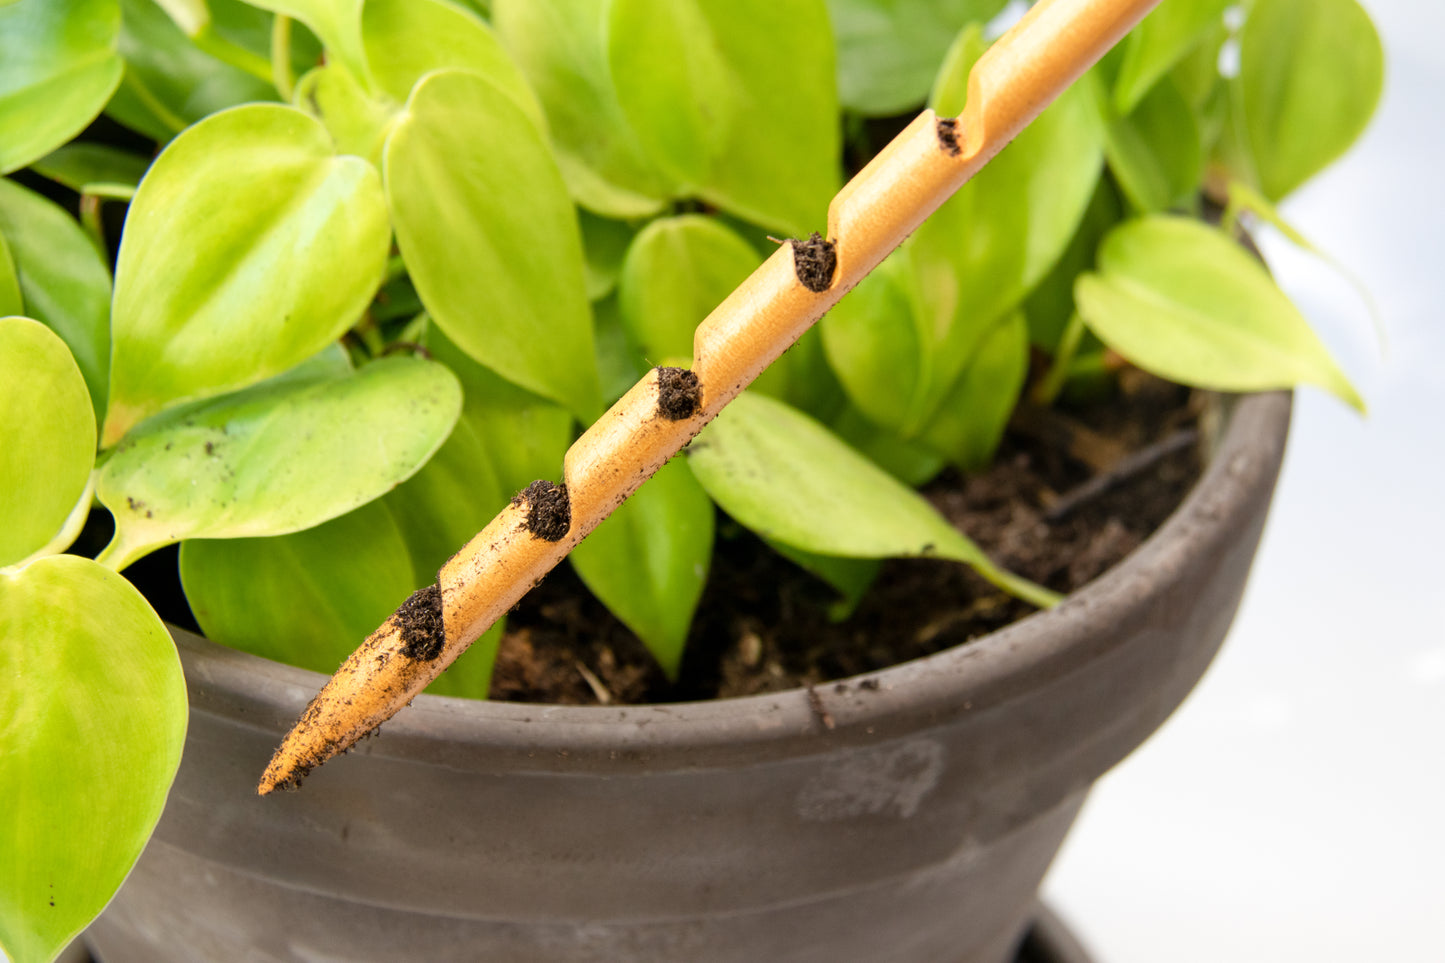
<box><xmin>192</xmin><ymin>25</ymin><xmax>275</xmax><ymax>84</ymax></box>
<box><xmin>271</xmin><ymin>15</ymin><xmax>295</xmax><ymax>102</ymax></box>
<box><xmin>79</xmin><ymin>195</ymin><xmax>107</xmax><ymax>259</ymax></box>
<box><xmin>121</xmin><ymin>70</ymin><xmax>188</xmax><ymax>137</ymax></box>
<box><xmin>1032</xmin><ymin>311</ymin><xmax>1086</xmax><ymax>407</ymax></box>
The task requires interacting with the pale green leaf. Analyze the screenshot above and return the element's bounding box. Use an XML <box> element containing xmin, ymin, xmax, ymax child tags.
<box><xmin>361</xmin><ymin>0</ymin><xmax>543</xmax><ymax>132</ymax></box>
<box><xmin>1236</xmin><ymin>0</ymin><xmax>1383</xmax><ymax>201</ymax></box>
<box><xmin>766</xmin><ymin>537</ymin><xmax>881</xmax><ymax>619</ymax></box>
<box><xmin>0</xmin><ymin>0</ymin><xmax>123</xmax><ymax>174</ymax></box>
<box><xmin>0</xmin><ymin>318</ymin><xmax>95</xmax><ymax>568</ymax></box>
<box><xmin>108</xmin><ymin>0</ymin><xmax>280</xmax><ymax>142</ymax></box>
<box><xmin>828</xmin><ymin>404</ymin><xmax>945</xmax><ymax>487</ymax></box>
<box><xmin>384</xmin><ymin>415</ymin><xmax>507</xmax><ymax>589</ymax></box>
<box><xmin>591</xmin><ymin>295</ymin><xmax>647</xmax><ymax>405</ymax></box>
<box><xmin>1104</xmin><ymin>76</ymin><xmax>1203</xmax><ymax>213</ymax></box>
<box><xmin>29</xmin><ymin>142</ymin><xmax>151</xmax><ymax>193</ymax></box>
<box><xmin>1076</xmin><ymin>215</ymin><xmax>1363</xmax><ymax>410</ymax></box>
<box><xmin>179</xmin><ymin>497</ymin><xmax>501</xmax><ymax>698</ymax></box>
<box><xmin>911</xmin><ymin>24</ymin><xmax>1104</xmax><ymax>414</ymax></box>
<box><xmin>0</xmin><ymin>554</ymin><xmax>185</xmax><ymax>963</ymax></box>
<box><xmin>180</xmin><ymin>500</ymin><xmax>414</xmax><ymax>677</ymax></box>
<box><xmin>687</xmin><ymin>392</ymin><xmax>1058</xmax><ymax>607</ymax></box>
<box><xmin>570</xmin><ymin>458</ymin><xmax>714</xmax><ymax>679</ymax></box>
<box><xmin>153</xmin><ymin>0</ymin><xmax>208</xmax><ymax>35</ymax></box>
<box><xmin>492</xmin><ymin>0</ymin><xmax>671</xmax><ymax>217</ymax></box>
<box><xmin>0</xmin><ymin>178</ymin><xmax>113</xmax><ymax>428</ymax></box>
<box><xmin>617</xmin><ymin>215</ymin><xmax>761</xmax><ymax>365</ymax></box>
<box><xmin>824</xmin><ymin>28</ymin><xmax>1103</xmax><ymax>438</ymax></box>
<box><xmin>105</xmin><ymin>103</ymin><xmax>391</xmax><ymax>445</ymax></box>
<box><xmin>578</xmin><ymin>210</ymin><xmax>636</xmax><ymax>302</ymax></box>
<box><xmin>827</xmin><ymin>0</ymin><xmax>1007</xmax><ymax>115</ymax></box>
<box><xmin>821</xmin><ymin>250</ymin><xmax>928</xmax><ymax>432</ymax></box>
<box><xmin>95</xmin><ymin>355</ymin><xmax>462</xmax><ymax>570</ymax></box>
<box><xmin>293</xmin><ymin>62</ymin><xmax>395</xmax><ymax>165</ymax></box>
<box><xmin>386</xmin><ymin>70</ymin><xmax>601</xmax><ymax>421</ymax></box>
<box><xmin>608</xmin><ymin>0</ymin><xmax>839</xmax><ymax>236</ymax></box>
<box><xmin>1022</xmin><ymin>177</ymin><xmax>1123</xmax><ymax>352</ymax></box>
<box><xmin>423</xmin><ymin>326</ymin><xmax>574</xmax><ymax>497</ymax></box>
<box><xmin>918</xmin><ymin>311</ymin><xmax>1029</xmax><ymax>471</ymax></box>
<box><xmin>1112</xmin><ymin>0</ymin><xmax>1230</xmax><ymax>114</ymax></box>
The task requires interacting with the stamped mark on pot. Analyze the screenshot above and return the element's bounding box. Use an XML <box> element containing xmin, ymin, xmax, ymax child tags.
<box><xmin>795</xmin><ymin>739</ymin><xmax>945</xmax><ymax>821</ymax></box>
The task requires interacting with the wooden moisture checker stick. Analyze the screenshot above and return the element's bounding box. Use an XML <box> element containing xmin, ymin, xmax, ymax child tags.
<box><xmin>259</xmin><ymin>0</ymin><xmax>1163</xmax><ymax>795</ymax></box>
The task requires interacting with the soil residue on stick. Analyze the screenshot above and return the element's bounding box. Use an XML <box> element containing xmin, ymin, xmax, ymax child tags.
<box><xmin>656</xmin><ymin>367</ymin><xmax>702</xmax><ymax>420</ymax></box>
<box><xmin>791</xmin><ymin>233</ymin><xmax>837</xmax><ymax>293</ymax></box>
<box><xmin>397</xmin><ymin>584</ymin><xmax>445</xmax><ymax>661</ymax></box>
<box><xmin>517</xmin><ymin>480</ymin><xmax>571</xmax><ymax>542</ymax></box>
<box><xmin>936</xmin><ymin>117</ymin><xmax>962</xmax><ymax>156</ymax></box>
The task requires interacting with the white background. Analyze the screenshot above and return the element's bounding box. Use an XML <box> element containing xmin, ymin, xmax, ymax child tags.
<box><xmin>1044</xmin><ymin>1</ymin><xmax>1445</xmax><ymax>959</ymax></box>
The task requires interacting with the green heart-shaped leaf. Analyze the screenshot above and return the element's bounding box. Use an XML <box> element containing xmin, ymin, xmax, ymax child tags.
<box><xmin>0</xmin><ymin>318</ymin><xmax>96</xmax><ymax>568</ymax></box>
<box><xmin>30</xmin><ymin>142</ymin><xmax>151</xmax><ymax>194</ymax></box>
<box><xmin>96</xmin><ymin>355</ymin><xmax>461</xmax><ymax>570</ymax></box>
<box><xmin>827</xmin><ymin>23</ymin><xmax>1101</xmax><ymax>434</ymax></box>
<box><xmin>1076</xmin><ymin>215</ymin><xmax>1363</xmax><ymax>410</ymax></box>
<box><xmin>570</xmin><ymin>458</ymin><xmax>714</xmax><ymax>679</ymax></box>
<box><xmin>1104</xmin><ymin>76</ymin><xmax>1203</xmax><ymax>214</ymax></box>
<box><xmin>687</xmin><ymin>392</ymin><xmax>1058</xmax><ymax>608</ymax></box>
<box><xmin>1234</xmin><ymin>0</ymin><xmax>1383</xmax><ymax>201</ymax></box>
<box><xmin>924</xmin><ymin>23</ymin><xmax>1106</xmax><ymax>337</ymax></box>
<box><xmin>181</xmin><ymin>499</ymin><xmax>501</xmax><ymax>698</ymax></box>
<box><xmin>178</xmin><ymin>500</ymin><xmax>415</xmax><ymax>676</ymax></box>
<box><xmin>105</xmin><ymin>103</ymin><xmax>391</xmax><ymax>446</ymax></box>
<box><xmin>821</xmin><ymin>250</ymin><xmax>928</xmax><ymax>432</ymax></box>
<box><xmin>608</xmin><ymin>0</ymin><xmax>839</xmax><ymax>236</ymax></box>
<box><xmin>361</xmin><ymin>0</ymin><xmax>543</xmax><ymax>132</ymax></box>
<box><xmin>1112</xmin><ymin>0</ymin><xmax>1230</xmax><ymax>114</ymax></box>
<box><xmin>617</xmin><ymin>215</ymin><xmax>762</xmax><ymax>366</ymax></box>
<box><xmin>917</xmin><ymin>311</ymin><xmax>1029</xmax><ymax>472</ymax></box>
<box><xmin>0</xmin><ymin>0</ymin><xmax>123</xmax><ymax>174</ymax></box>
<box><xmin>292</xmin><ymin>61</ymin><xmax>395</xmax><ymax>166</ymax></box>
<box><xmin>827</xmin><ymin>0</ymin><xmax>1007</xmax><ymax>115</ymax></box>
<box><xmin>0</xmin><ymin>554</ymin><xmax>185</xmax><ymax>963</ymax></box>
<box><xmin>385</xmin><ymin>69</ymin><xmax>601</xmax><ymax>421</ymax></box>
<box><xmin>383</xmin><ymin>414</ymin><xmax>508</xmax><ymax>590</ymax></box>
<box><xmin>0</xmin><ymin>177</ymin><xmax>113</xmax><ymax>427</ymax></box>
<box><xmin>493</xmin><ymin>0</ymin><xmax>672</xmax><ymax>217</ymax></box>
<box><xmin>423</xmin><ymin>327</ymin><xmax>574</xmax><ymax>498</ymax></box>
<box><xmin>579</xmin><ymin>210</ymin><xmax>637</xmax><ymax>302</ymax></box>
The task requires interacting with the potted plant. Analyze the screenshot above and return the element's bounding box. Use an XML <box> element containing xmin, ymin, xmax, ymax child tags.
<box><xmin>0</xmin><ymin>0</ymin><xmax>1382</xmax><ymax>961</ymax></box>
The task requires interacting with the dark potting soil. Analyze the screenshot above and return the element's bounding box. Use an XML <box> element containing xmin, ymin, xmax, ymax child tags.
<box><xmin>656</xmin><ymin>366</ymin><xmax>702</xmax><ymax>420</ymax></box>
<box><xmin>490</xmin><ymin>372</ymin><xmax>1206</xmax><ymax>706</ymax></box>
<box><xmin>791</xmin><ymin>232</ymin><xmax>838</xmax><ymax>292</ymax></box>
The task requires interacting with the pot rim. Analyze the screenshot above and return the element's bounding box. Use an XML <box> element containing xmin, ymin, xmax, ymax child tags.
<box><xmin>176</xmin><ymin>390</ymin><xmax>1291</xmax><ymax>771</ymax></box>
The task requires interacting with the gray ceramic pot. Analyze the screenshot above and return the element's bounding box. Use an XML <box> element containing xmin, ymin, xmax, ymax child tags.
<box><xmin>89</xmin><ymin>392</ymin><xmax>1291</xmax><ymax>963</ymax></box>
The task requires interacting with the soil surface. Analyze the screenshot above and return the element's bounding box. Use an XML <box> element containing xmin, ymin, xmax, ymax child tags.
<box><xmin>490</xmin><ymin>372</ymin><xmax>1205</xmax><ymax>705</ymax></box>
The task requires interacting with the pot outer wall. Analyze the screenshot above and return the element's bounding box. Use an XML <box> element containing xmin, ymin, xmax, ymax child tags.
<box><xmin>89</xmin><ymin>392</ymin><xmax>1292</xmax><ymax>963</ymax></box>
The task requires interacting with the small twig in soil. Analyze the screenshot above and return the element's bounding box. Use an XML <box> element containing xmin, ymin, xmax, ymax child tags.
<box><xmin>1044</xmin><ymin>428</ymin><xmax>1198</xmax><ymax>523</ymax></box>
<box><xmin>575</xmin><ymin>662</ymin><xmax>613</xmax><ymax>705</ymax></box>
<box><xmin>1009</xmin><ymin>406</ymin><xmax>1129</xmax><ymax>474</ymax></box>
